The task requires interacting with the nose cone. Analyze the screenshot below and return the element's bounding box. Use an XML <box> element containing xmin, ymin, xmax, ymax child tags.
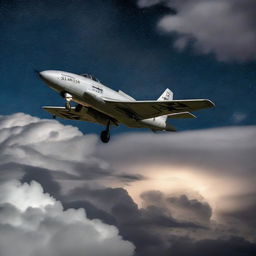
<box><xmin>38</xmin><ymin>70</ymin><xmax>62</xmax><ymax>91</ymax></box>
<box><xmin>39</xmin><ymin>70</ymin><xmax>54</xmax><ymax>82</ymax></box>
<box><xmin>38</xmin><ymin>70</ymin><xmax>61</xmax><ymax>87</ymax></box>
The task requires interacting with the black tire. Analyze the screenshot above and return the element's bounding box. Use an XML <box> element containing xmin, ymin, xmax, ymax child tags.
<box><xmin>65</xmin><ymin>102</ymin><xmax>71</xmax><ymax>111</ymax></box>
<box><xmin>100</xmin><ymin>130</ymin><xmax>110</xmax><ymax>143</ymax></box>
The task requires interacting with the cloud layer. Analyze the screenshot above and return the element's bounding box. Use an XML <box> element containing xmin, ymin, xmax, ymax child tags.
<box><xmin>0</xmin><ymin>113</ymin><xmax>256</xmax><ymax>256</ymax></box>
<box><xmin>137</xmin><ymin>0</ymin><xmax>256</xmax><ymax>62</ymax></box>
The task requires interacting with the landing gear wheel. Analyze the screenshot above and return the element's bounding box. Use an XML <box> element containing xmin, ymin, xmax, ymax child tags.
<box><xmin>65</xmin><ymin>102</ymin><xmax>71</xmax><ymax>111</ymax></box>
<box><xmin>100</xmin><ymin>130</ymin><xmax>110</xmax><ymax>143</ymax></box>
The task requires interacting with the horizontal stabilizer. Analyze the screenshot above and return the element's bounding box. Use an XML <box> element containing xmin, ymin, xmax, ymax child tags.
<box><xmin>167</xmin><ymin>112</ymin><xmax>196</xmax><ymax>119</ymax></box>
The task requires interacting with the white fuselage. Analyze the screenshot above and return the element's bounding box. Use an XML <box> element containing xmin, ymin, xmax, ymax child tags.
<box><xmin>40</xmin><ymin>70</ymin><xmax>167</xmax><ymax>130</ymax></box>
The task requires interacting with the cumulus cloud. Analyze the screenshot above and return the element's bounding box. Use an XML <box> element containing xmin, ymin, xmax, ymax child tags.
<box><xmin>64</xmin><ymin>185</ymin><xmax>208</xmax><ymax>256</ymax></box>
<box><xmin>0</xmin><ymin>179</ymin><xmax>134</xmax><ymax>256</ymax></box>
<box><xmin>0</xmin><ymin>113</ymin><xmax>143</xmax><ymax>192</ymax></box>
<box><xmin>137</xmin><ymin>0</ymin><xmax>256</xmax><ymax>62</ymax></box>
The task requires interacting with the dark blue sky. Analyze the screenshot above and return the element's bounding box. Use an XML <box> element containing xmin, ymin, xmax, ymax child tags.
<box><xmin>1</xmin><ymin>0</ymin><xmax>255</xmax><ymax>134</ymax></box>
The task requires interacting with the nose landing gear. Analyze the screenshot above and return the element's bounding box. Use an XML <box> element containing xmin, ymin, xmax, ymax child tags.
<box><xmin>64</xmin><ymin>93</ymin><xmax>73</xmax><ymax>111</ymax></box>
<box><xmin>100</xmin><ymin>120</ymin><xmax>111</xmax><ymax>143</ymax></box>
<box><xmin>65</xmin><ymin>102</ymin><xmax>71</xmax><ymax>111</ymax></box>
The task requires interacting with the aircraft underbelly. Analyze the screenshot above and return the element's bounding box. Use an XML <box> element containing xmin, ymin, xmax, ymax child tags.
<box><xmin>71</xmin><ymin>91</ymin><xmax>165</xmax><ymax>130</ymax></box>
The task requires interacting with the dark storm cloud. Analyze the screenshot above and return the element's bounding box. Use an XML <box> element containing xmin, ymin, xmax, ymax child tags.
<box><xmin>167</xmin><ymin>195</ymin><xmax>212</xmax><ymax>223</ymax></box>
<box><xmin>141</xmin><ymin>191</ymin><xmax>212</xmax><ymax>225</ymax></box>
<box><xmin>63</xmin><ymin>186</ymin><xmax>256</xmax><ymax>256</ymax></box>
<box><xmin>217</xmin><ymin>192</ymin><xmax>256</xmax><ymax>237</ymax></box>
<box><xmin>137</xmin><ymin>0</ymin><xmax>256</xmax><ymax>62</ymax></box>
<box><xmin>67</xmin><ymin>186</ymin><xmax>201</xmax><ymax>228</ymax></box>
<box><xmin>64</xmin><ymin>186</ymin><xmax>206</xmax><ymax>256</ymax></box>
<box><xmin>168</xmin><ymin>236</ymin><xmax>256</xmax><ymax>256</ymax></box>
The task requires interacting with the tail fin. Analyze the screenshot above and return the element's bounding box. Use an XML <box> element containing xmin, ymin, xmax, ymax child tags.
<box><xmin>155</xmin><ymin>88</ymin><xmax>173</xmax><ymax>123</ymax></box>
<box><xmin>157</xmin><ymin>88</ymin><xmax>173</xmax><ymax>101</ymax></box>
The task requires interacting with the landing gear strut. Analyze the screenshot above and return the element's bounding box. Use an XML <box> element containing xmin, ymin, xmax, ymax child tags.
<box><xmin>64</xmin><ymin>92</ymin><xmax>72</xmax><ymax>111</ymax></box>
<box><xmin>65</xmin><ymin>101</ymin><xmax>71</xmax><ymax>111</ymax></box>
<box><xmin>100</xmin><ymin>120</ymin><xmax>111</xmax><ymax>143</ymax></box>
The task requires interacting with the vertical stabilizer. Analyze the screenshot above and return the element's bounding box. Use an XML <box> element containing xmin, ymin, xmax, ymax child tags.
<box><xmin>157</xmin><ymin>88</ymin><xmax>173</xmax><ymax>101</ymax></box>
<box><xmin>155</xmin><ymin>88</ymin><xmax>173</xmax><ymax>123</ymax></box>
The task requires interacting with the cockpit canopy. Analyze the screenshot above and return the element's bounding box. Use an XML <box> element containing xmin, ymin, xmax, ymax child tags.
<box><xmin>80</xmin><ymin>73</ymin><xmax>100</xmax><ymax>83</ymax></box>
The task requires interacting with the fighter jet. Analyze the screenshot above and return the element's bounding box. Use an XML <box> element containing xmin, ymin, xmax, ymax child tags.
<box><xmin>39</xmin><ymin>70</ymin><xmax>215</xmax><ymax>143</ymax></box>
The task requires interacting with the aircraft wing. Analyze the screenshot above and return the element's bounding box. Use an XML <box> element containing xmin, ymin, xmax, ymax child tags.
<box><xmin>43</xmin><ymin>106</ymin><xmax>93</xmax><ymax>122</ymax></box>
<box><xmin>105</xmin><ymin>99</ymin><xmax>214</xmax><ymax>120</ymax></box>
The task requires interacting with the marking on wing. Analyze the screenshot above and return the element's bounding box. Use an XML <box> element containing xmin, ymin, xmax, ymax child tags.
<box><xmin>152</xmin><ymin>102</ymin><xmax>188</xmax><ymax>112</ymax></box>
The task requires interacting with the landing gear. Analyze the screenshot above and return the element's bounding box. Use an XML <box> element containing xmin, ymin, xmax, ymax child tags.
<box><xmin>100</xmin><ymin>130</ymin><xmax>110</xmax><ymax>143</ymax></box>
<box><xmin>65</xmin><ymin>101</ymin><xmax>71</xmax><ymax>111</ymax></box>
<box><xmin>100</xmin><ymin>120</ymin><xmax>111</xmax><ymax>143</ymax></box>
<box><xmin>64</xmin><ymin>92</ymin><xmax>72</xmax><ymax>111</ymax></box>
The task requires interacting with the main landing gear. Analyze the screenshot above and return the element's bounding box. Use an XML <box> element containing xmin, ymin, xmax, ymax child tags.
<box><xmin>100</xmin><ymin>120</ymin><xmax>111</xmax><ymax>143</ymax></box>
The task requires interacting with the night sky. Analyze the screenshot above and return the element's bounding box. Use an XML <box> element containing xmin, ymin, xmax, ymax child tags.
<box><xmin>1</xmin><ymin>0</ymin><xmax>255</xmax><ymax>134</ymax></box>
<box><xmin>0</xmin><ymin>1</ymin><xmax>256</xmax><ymax>256</ymax></box>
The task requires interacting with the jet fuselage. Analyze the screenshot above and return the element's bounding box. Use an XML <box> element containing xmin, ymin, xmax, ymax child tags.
<box><xmin>40</xmin><ymin>70</ymin><xmax>167</xmax><ymax>130</ymax></box>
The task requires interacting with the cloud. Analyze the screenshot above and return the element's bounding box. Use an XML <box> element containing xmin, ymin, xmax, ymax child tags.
<box><xmin>165</xmin><ymin>236</ymin><xmax>256</xmax><ymax>256</ymax></box>
<box><xmin>96</xmin><ymin>126</ymin><xmax>256</xmax><ymax>240</ymax></box>
<box><xmin>0</xmin><ymin>113</ymin><xmax>143</xmax><ymax>191</ymax></box>
<box><xmin>64</xmin><ymin>186</ymin><xmax>256</xmax><ymax>256</ymax></box>
<box><xmin>1</xmin><ymin>112</ymin><xmax>256</xmax><ymax>255</ymax></box>
<box><xmin>0</xmin><ymin>179</ymin><xmax>134</xmax><ymax>256</ymax></box>
<box><xmin>65</xmin><ymin>186</ymin><xmax>207</xmax><ymax>256</ymax></box>
<box><xmin>137</xmin><ymin>0</ymin><xmax>256</xmax><ymax>62</ymax></box>
<box><xmin>98</xmin><ymin>126</ymin><xmax>256</xmax><ymax>176</ymax></box>
<box><xmin>231</xmin><ymin>112</ymin><xmax>247</xmax><ymax>124</ymax></box>
<box><xmin>141</xmin><ymin>191</ymin><xmax>212</xmax><ymax>226</ymax></box>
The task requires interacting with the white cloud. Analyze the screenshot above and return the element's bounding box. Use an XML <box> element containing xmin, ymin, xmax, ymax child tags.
<box><xmin>0</xmin><ymin>113</ymin><xmax>107</xmax><ymax>184</ymax></box>
<box><xmin>137</xmin><ymin>0</ymin><xmax>256</xmax><ymax>62</ymax></box>
<box><xmin>0</xmin><ymin>180</ymin><xmax>135</xmax><ymax>256</ymax></box>
<box><xmin>232</xmin><ymin>112</ymin><xmax>247</xmax><ymax>124</ymax></box>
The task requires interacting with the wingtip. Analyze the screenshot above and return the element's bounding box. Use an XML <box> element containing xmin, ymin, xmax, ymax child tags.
<box><xmin>206</xmin><ymin>99</ymin><xmax>215</xmax><ymax>108</ymax></box>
